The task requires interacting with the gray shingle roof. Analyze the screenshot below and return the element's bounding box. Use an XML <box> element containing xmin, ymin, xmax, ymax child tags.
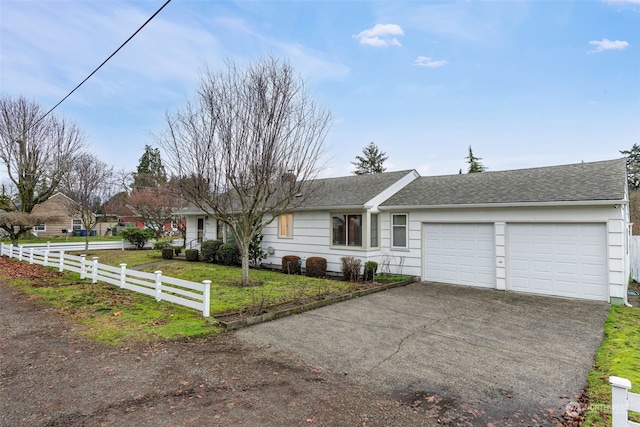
<box><xmin>381</xmin><ymin>159</ymin><xmax>626</xmax><ymax>207</ymax></box>
<box><xmin>297</xmin><ymin>170</ymin><xmax>415</xmax><ymax>209</ymax></box>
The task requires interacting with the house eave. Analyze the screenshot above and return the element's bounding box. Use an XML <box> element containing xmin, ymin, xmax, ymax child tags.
<box><xmin>379</xmin><ymin>199</ymin><xmax>627</xmax><ymax>210</ymax></box>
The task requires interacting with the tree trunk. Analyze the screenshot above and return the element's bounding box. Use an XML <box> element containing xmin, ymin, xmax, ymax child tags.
<box><xmin>85</xmin><ymin>234</ymin><xmax>90</xmax><ymax>252</ymax></box>
<box><xmin>240</xmin><ymin>241</ymin><xmax>251</xmax><ymax>286</ymax></box>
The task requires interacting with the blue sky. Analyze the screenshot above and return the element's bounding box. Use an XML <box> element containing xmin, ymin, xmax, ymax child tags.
<box><xmin>1</xmin><ymin>0</ymin><xmax>639</xmax><ymax>179</ymax></box>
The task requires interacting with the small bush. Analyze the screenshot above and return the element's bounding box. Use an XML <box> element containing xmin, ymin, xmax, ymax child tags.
<box><xmin>341</xmin><ymin>256</ymin><xmax>361</xmax><ymax>282</ymax></box>
<box><xmin>120</xmin><ymin>228</ymin><xmax>155</xmax><ymax>249</ymax></box>
<box><xmin>185</xmin><ymin>249</ymin><xmax>199</xmax><ymax>262</ymax></box>
<box><xmin>153</xmin><ymin>238</ymin><xmax>174</xmax><ymax>250</ymax></box>
<box><xmin>217</xmin><ymin>243</ymin><xmax>240</xmax><ymax>266</ymax></box>
<box><xmin>161</xmin><ymin>248</ymin><xmax>174</xmax><ymax>259</ymax></box>
<box><xmin>363</xmin><ymin>261</ymin><xmax>378</xmax><ymax>282</ymax></box>
<box><xmin>249</xmin><ymin>233</ymin><xmax>267</xmax><ymax>266</ymax></box>
<box><xmin>174</xmin><ymin>247</ymin><xmax>182</xmax><ymax>256</ymax></box>
<box><xmin>306</xmin><ymin>257</ymin><xmax>327</xmax><ymax>278</ymax></box>
<box><xmin>201</xmin><ymin>240</ymin><xmax>223</xmax><ymax>263</ymax></box>
<box><xmin>282</xmin><ymin>255</ymin><xmax>301</xmax><ymax>274</ymax></box>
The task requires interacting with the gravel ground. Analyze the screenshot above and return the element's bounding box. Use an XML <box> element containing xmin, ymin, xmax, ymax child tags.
<box><xmin>0</xmin><ymin>281</ymin><xmax>437</xmax><ymax>427</ymax></box>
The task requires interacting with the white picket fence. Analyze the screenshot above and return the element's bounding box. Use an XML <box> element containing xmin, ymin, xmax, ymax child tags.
<box><xmin>632</xmin><ymin>237</ymin><xmax>640</xmax><ymax>282</ymax></box>
<box><xmin>0</xmin><ymin>243</ymin><xmax>210</xmax><ymax>317</ymax></box>
<box><xmin>610</xmin><ymin>376</ymin><xmax>640</xmax><ymax>427</ymax></box>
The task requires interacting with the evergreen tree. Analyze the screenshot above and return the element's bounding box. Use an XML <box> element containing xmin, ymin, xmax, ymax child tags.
<box><xmin>351</xmin><ymin>142</ymin><xmax>389</xmax><ymax>175</ymax></box>
<box><xmin>620</xmin><ymin>143</ymin><xmax>640</xmax><ymax>191</ymax></box>
<box><xmin>465</xmin><ymin>145</ymin><xmax>487</xmax><ymax>173</ymax></box>
<box><xmin>133</xmin><ymin>145</ymin><xmax>167</xmax><ymax>189</ymax></box>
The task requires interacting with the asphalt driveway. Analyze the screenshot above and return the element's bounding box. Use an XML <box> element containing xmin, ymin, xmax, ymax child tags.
<box><xmin>236</xmin><ymin>282</ymin><xmax>609</xmax><ymax>425</ymax></box>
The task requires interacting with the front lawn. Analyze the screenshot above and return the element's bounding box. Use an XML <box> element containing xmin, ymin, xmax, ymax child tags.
<box><xmin>584</xmin><ymin>305</ymin><xmax>640</xmax><ymax>426</ymax></box>
<box><xmin>0</xmin><ymin>251</ymin><xmax>383</xmax><ymax>345</ymax></box>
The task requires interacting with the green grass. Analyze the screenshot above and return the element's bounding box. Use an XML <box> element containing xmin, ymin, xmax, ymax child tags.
<box><xmin>75</xmin><ymin>249</ymin><xmax>164</xmax><ymax>268</ymax></box>
<box><xmin>0</xmin><ymin>251</ymin><xmax>371</xmax><ymax>345</ymax></box>
<box><xmin>584</xmin><ymin>305</ymin><xmax>640</xmax><ymax>426</ymax></box>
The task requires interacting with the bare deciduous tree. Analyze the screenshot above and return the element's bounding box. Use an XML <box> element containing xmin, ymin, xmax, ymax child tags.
<box><xmin>127</xmin><ymin>186</ymin><xmax>181</xmax><ymax>238</ymax></box>
<box><xmin>0</xmin><ymin>211</ymin><xmax>60</xmax><ymax>245</ymax></box>
<box><xmin>157</xmin><ymin>57</ymin><xmax>331</xmax><ymax>286</ymax></box>
<box><xmin>60</xmin><ymin>153</ymin><xmax>115</xmax><ymax>251</ymax></box>
<box><xmin>0</xmin><ymin>95</ymin><xmax>85</xmax><ymax>241</ymax></box>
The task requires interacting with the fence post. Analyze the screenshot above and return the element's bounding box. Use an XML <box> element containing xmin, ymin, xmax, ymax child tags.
<box><xmin>43</xmin><ymin>249</ymin><xmax>49</xmax><ymax>266</ymax></box>
<box><xmin>59</xmin><ymin>251</ymin><xmax>64</xmax><ymax>272</ymax></box>
<box><xmin>155</xmin><ymin>270</ymin><xmax>162</xmax><ymax>301</ymax></box>
<box><xmin>120</xmin><ymin>263</ymin><xmax>127</xmax><ymax>288</ymax></box>
<box><xmin>610</xmin><ymin>376</ymin><xmax>631</xmax><ymax>427</ymax></box>
<box><xmin>121</xmin><ymin>239</ymin><xmax>125</xmax><ymax>251</ymax></box>
<box><xmin>29</xmin><ymin>248</ymin><xmax>34</xmax><ymax>265</ymax></box>
<box><xmin>92</xmin><ymin>257</ymin><xmax>98</xmax><ymax>284</ymax></box>
<box><xmin>8</xmin><ymin>244</ymin><xmax>13</xmax><ymax>258</ymax></box>
<box><xmin>80</xmin><ymin>255</ymin><xmax>86</xmax><ymax>279</ymax></box>
<box><xmin>47</xmin><ymin>241</ymin><xmax>50</xmax><ymax>251</ymax></box>
<box><xmin>202</xmin><ymin>280</ymin><xmax>211</xmax><ymax>317</ymax></box>
<box><xmin>0</xmin><ymin>242</ymin><xmax>3</xmax><ymax>256</ymax></box>
<box><xmin>18</xmin><ymin>245</ymin><xmax>23</xmax><ymax>262</ymax></box>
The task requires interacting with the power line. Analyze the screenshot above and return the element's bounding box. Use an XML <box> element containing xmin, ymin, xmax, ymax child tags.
<box><xmin>24</xmin><ymin>0</ymin><xmax>172</xmax><ymax>135</ymax></box>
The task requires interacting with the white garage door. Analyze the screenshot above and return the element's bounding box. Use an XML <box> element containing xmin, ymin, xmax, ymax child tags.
<box><xmin>423</xmin><ymin>223</ymin><xmax>495</xmax><ymax>288</ymax></box>
<box><xmin>508</xmin><ymin>223</ymin><xmax>607</xmax><ymax>301</ymax></box>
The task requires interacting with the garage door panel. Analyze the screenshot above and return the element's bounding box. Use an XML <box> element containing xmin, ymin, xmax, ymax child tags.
<box><xmin>423</xmin><ymin>223</ymin><xmax>495</xmax><ymax>288</ymax></box>
<box><xmin>508</xmin><ymin>223</ymin><xmax>607</xmax><ymax>301</ymax></box>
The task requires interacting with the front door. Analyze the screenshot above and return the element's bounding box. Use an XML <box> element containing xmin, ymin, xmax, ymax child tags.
<box><xmin>197</xmin><ymin>217</ymin><xmax>205</xmax><ymax>243</ymax></box>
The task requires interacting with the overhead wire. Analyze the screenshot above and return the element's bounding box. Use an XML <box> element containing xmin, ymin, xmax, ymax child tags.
<box><xmin>20</xmin><ymin>0</ymin><xmax>172</xmax><ymax>136</ymax></box>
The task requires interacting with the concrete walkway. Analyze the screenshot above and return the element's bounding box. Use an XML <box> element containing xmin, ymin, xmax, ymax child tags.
<box><xmin>236</xmin><ymin>282</ymin><xmax>609</xmax><ymax>424</ymax></box>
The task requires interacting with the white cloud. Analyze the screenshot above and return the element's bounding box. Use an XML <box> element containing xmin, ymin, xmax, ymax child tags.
<box><xmin>413</xmin><ymin>56</ymin><xmax>448</xmax><ymax>68</ymax></box>
<box><xmin>588</xmin><ymin>38</ymin><xmax>630</xmax><ymax>53</ymax></box>
<box><xmin>353</xmin><ymin>24</ymin><xmax>404</xmax><ymax>47</ymax></box>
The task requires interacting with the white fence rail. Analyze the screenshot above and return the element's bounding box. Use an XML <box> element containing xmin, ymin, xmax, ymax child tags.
<box><xmin>1</xmin><ymin>243</ymin><xmax>210</xmax><ymax>317</ymax></box>
<box><xmin>632</xmin><ymin>237</ymin><xmax>640</xmax><ymax>282</ymax></box>
<box><xmin>9</xmin><ymin>239</ymin><xmax>181</xmax><ymax>252</ymax></box>
<box><xmin>611</xmin><ymin>376</ymin><xmax>640</xmax><ymax>427</ymax></box>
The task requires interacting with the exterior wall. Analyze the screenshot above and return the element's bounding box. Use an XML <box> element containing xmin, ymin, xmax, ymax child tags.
<box><xmin>182</xmin><ymin>203</ymin><xmax>629</xmax><ymax>303</ymax></box>
<box><xmin>261</xmin><ymin>210</ymin><xmax>385</xmax><ymax>273</ymax></box>
<box><xmin>380</xmin><ymin>204</ymin><xmax>628</xmax><ymax>303</ymax></box>
<box><xmin>30</xmin><ymin>194</ymin><xmax>83</xmax><ymax>238</ymax></box>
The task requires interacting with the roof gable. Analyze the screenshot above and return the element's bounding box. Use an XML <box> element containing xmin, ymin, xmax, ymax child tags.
<box><xmin>297</xmin><ymin>170</ymin><xmax>417</xmax><ymax>210</ymax></box>
<box><xmin>381</xmin><ymin>159</ymin><xmax>627</xmax><ymax>207</ymax></box>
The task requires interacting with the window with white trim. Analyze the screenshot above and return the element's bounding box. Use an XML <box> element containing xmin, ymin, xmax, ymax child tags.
<box><xmin>332</xmin><ymin>214</ymin><xmax>362</xmax><ymax>247</ymax></box>
<box><xmin>391</xmin><ymin>214</ymin><xmax>408</xmax><ymax>248</ymax></box>
<box><xmin>370</xmin><ymin>213</ymin><xmax>379</xmax><ymax>247</ymax></box>
<box><xmin>279</xmin><ymin>214</ymin><xmax>293</xmax><ymax>238</ymax></box>
<box><xmin>34</xmin><ymin>224</ymin><xmax>46</xmax><ymax>231</ymax></box>
<box><xmin>72</xmin><ymin>219</ymin><xmax>82</xmax><ymax>231</ymax></box>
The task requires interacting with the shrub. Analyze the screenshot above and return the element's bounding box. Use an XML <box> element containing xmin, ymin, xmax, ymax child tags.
<box><xmin>161</xmin><ymin>248</ymin><xmax>174</xmax><ymax>259</ymax></box>
<box><xmin>185</xmin><ymin>249</ymin><xmax>199</xmax><ymax>262</ymax></box>
<box><xmin>174</xmin><ymin>246</ymin><xmax>182</xmax><ymax>256</ymax></box>
<box><xmin>249</xmin><ymin>233</ymin><xmax>267</xmax><ymax>266</ymax></box>
<box><xmin>120</xmin><ymin>228</ymin><xmax>155</xmax><ymax>249</ymax></box>
<box><xmin>306</xmin><ymin>257</ymin><xmax>327</xmax><ymax>278</ymax></box>
<box><xmin>217</xmin><ymin>243</ymin><xmax>240</xmax><ymax>266</ymax></box>
<box><xmin>282</xmin><ymin>255</ymin><xmax>301</xmax><ymax>274</ymax></box>
<box><xmin>341</xmin><ymin>256</ymin><xmax>361</xmax><ymax>282</ymax></box>
<box><xmin>153</xmin><ymin>238</ymin><xmax>174</xmax><ymax>250</ymax></box>
<box><xmin>363</xmin><ymin>261</ymin><xmax>378</xmax><ymax>282</ymax></box>
<box><xmin>201</xmin><ymin>240</ymin><xmax>223</xmax><ymax>263</ymax></box>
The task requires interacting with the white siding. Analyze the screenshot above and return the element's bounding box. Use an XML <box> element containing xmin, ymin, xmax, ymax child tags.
<box><xmin>381</xmin><ymin>204</ymin><xmax>628</xmax><ymax>303</ymax></box>
<box><xmin>261</xmin><ymin>211</ymin><xmax>384</xmax><ymax>273</ymax></box>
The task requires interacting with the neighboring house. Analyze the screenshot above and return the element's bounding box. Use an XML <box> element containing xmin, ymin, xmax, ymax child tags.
<box><xmin>179</xmin><ymin>159</ymin><xmax>631</xmax><ymax>304</ymax></box>
<box><xmin>30</xmin><ymin>192</ymin><xmax>86</xmax><ymax>237</ymax></box>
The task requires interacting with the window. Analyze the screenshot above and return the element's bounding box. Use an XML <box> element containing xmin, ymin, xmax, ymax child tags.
<box><xmin>34</xmin><ymin>224</ymin><xmax>46</xmax><ymax>231</ymax></box>
<box><xmin>392</xmin><ymin>214</ymin><xmax>407</xmax><ymax>248</ymax></box>
<box><xmin>279</xmin><ymin>214</ymin><xmax>293</xmax><ymax>238</ymax></box>
<box><xmin>370</xmin><ymin>213</ymin><xmax>378</xmax><ymax>247</ymax></box>
<box><xmin>216</xmin><ymin>221</ymin><xmax>224</xmax><ymax>241</ymax></box>
<box><xmin>332</xmin><ymin>214</ymin><xmax>362</xmax><ymax>247</ymax></box>
<box><xmin>72</xmin><ymin>219</ymin><xmax>82</xmax><ymax>231</ymax></box>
